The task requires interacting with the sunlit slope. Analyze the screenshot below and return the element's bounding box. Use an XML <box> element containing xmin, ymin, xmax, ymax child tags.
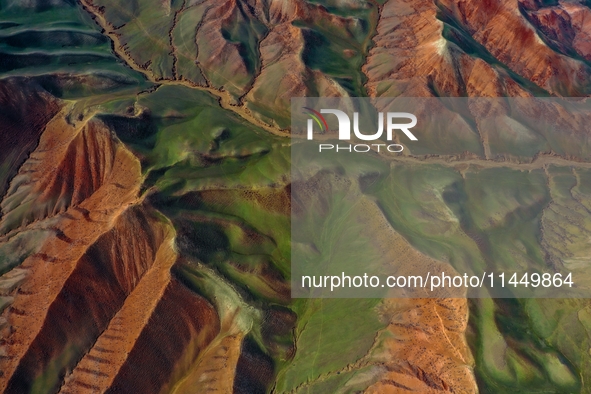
<box><xmin>0</xmin><ymin>85</ymin><xmax>221</xmax><ymax>394</ymax></box>
<box><xmin>364</xmin><ymin>0</ymin><xmax>591</xmax><ymax>98</ymax></box>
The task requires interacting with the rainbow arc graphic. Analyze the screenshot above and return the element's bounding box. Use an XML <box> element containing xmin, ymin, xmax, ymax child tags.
<box><xmin>303</xmin><ymin>107</ymin><xmax>328</xmax><ymax>136</ymax></box>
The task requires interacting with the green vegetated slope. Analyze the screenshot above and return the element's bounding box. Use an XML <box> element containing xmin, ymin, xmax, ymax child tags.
<box><xmin>0</xmin><ymin>0</ymin><xmax>148</xmax><ymax>97</ymax></box>
<box><xmin>98</xmin><ymin>83</ymin><xmax>392</xmax><ymax>392</ymax></box>
<box><xmin>291</xmin><ymin>141</ymin><xmax>591</xmax><ymax>391</ymax></box>
<box><xmin>0</xmin><ymin>1</ymin><xmax>390</xmax><ymax>391</ymax></box>
<box><xmin>126</xmin><ymin>88</ymin><xmax>591</xmax><ymax>391</ymax></box>
<box><xmin>370</xmin><ymin>164</ymin><xmax>591</xmax><ymax>392</ymax></box>
<box><xmin>1</xmin><ymin>0</ymin><xmax>591</xmax><ymax>393</ymax></box>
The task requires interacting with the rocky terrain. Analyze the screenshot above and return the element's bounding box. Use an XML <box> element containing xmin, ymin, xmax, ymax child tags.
<box><xmin>0</xmin><ymin>0</ymin><xmax>591</xmax><ymax>393</ymax></box>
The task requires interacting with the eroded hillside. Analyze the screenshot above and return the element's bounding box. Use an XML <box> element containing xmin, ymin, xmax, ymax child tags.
<box><xmin>1</xmin><ymin>0</ymin><xmax>591</xmax><ymax>393</ymax></box>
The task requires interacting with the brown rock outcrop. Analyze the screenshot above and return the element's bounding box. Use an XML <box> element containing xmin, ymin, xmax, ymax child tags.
<box><xmin>364</xmin><ymin>0</ymin><xmax>591</xmax><ymax>98</ymax></box>
<box><xmin>0</xmin><ymin>95</ymin><xmax>220</xmax><ymax>394</ymax></box>
<box><xmin>366</xmin><ymin>298</ymin><xmax>475</xmax><ymax>393</ymax></box>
